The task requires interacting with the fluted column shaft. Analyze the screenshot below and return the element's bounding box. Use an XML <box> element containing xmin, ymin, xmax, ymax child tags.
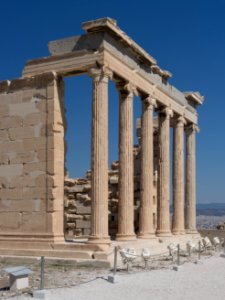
<box><xmin>172</xmin><ymin>116</ymin><xmax>186</xmax><ymax>234</ymax></box>
<box><xmin>88</xmin><ymin>67</ymin><xmax>111</xmax><ymax>243</ymax></box>
<box><xmin>138</xmin><ymin>96</ymin><xmax>156</xmax><ymax>238</ymax></box>
<box><xmin>156</xmin><ymin>108</ymin><xmax>172</xmax><ymax>237</ymax></box>
<box><xmin>116</xmin><ymin>83</ymin><xmax>136</xmax><ymax>240</ymax></box>
<box><xmin>185</xmin><ymin>124</ymin><xmax>198</xmax><ymax>233</ymax></box>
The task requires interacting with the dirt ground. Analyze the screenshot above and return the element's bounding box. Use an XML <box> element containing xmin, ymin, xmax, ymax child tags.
<box><xmin>0</xmin><ymin>249</ymin><xmax>216</xmax><ymax>299</ymax></box>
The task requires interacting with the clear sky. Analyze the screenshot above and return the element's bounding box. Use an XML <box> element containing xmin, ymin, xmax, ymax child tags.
<box><xmin>0</xmin><ymin>0</ymin><xmax>224</xmax><ymax>203</ymax></box>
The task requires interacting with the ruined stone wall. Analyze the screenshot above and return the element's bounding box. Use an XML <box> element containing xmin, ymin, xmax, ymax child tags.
<box><xmin>0</xmin><ymin>73</ymin><xmax>65</xmax><ymax>244</ymax></box>
<box><xmin>64</xmin><ymin>119</ymin><xmax>158</xmax><ymax>239</ymax></box>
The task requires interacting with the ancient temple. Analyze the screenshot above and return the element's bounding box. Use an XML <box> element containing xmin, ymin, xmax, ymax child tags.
<box><xmin>0</xmin><ymin>18</ymin><xmax>204</xmax><ymax>259</ymax></box>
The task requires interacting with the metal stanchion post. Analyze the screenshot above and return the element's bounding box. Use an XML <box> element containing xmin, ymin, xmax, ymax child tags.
<box><xmin>177</xmin><ymin>244</ymin><xmax>180</xmax><ymax>266</ymax></box>
<box><xmin>33</xmin><ymin>256</ymin><xmax>46</xmax><ymax>298</ymax></box>
<box><xmin>113</xmin><ymin>246</ymin><xmax>118</xmax><ymax>276</ymax></box>
<box><xmin>40</xmin><ymin>256</ymin><xmax>45</xmax><ymax>290</ymax></box>
<box><xmin>188</xmin><ymin>247</ymin><xmax>191</xmax><ymax>259</ymax></box>
<box><xmin>173</xmin><ymin>244</ymin><xmax>180</xmax><ymax>271</ymax></box>
<box><xmin>198</xmin><ymin>241</ymin><xmax>201</xmax><ymax>260</ymax></box>
<box><xmin>144</xmin><ymin>259</ymin><xmax>147</xmax><ymax>270</ymax></box>
<box><xmin>108</xmin><ymin>246</ymin><xmax>118</xmax><ymax>283</ymax></box>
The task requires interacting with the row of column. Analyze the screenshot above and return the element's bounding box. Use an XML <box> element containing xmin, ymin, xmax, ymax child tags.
<box><xmin>88</xmin><ymin>67</ymin><xmax>198</xmax><ymax>243</ymax></box>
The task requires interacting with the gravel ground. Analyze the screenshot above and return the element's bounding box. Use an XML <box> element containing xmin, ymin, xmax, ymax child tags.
<box><xmin>1</xmin><ymin>252</ymin><xmax>225</xmax><ymax>300</ymax></box>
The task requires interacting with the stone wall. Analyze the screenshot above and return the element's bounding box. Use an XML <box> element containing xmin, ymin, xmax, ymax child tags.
<box><xmin>0</xmin><ymin>73</ymin><xmax>65</xmax><ymax>245</ymax></box>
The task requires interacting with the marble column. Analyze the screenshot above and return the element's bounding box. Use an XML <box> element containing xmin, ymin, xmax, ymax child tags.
<box><xmin>156</xmin><ymin>107</ymin><xmax>173</xmax><ymax>237</ymax></box>
<box><xmin>172</xmin><ymin>116</ymin><xmax>186</xmax><ymax>235</ymax></box>
<box><xmin>185</xmin><ymin>124</ymin><xmax>198</xmax><ymax>234</ymax></box>
<box><xmin>116</xmin><ymin>82</ymin><xmax>136</xmax><ymax>241</ymax></box>
<box><xmin>88</xmin><ymin>67</ymin><xmax>112</xmax><ymax>243</ymax></box>
<box><xmin>138</xmin><ymin>96</ymin><xmax>156</xmax><ymax>238</ymax></box>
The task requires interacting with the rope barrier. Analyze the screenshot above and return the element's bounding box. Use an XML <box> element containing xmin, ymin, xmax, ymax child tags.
<box><xmin>0</xmin><ymin>237</ymin><xmax>224</xmax><ymax>298</ymax></box>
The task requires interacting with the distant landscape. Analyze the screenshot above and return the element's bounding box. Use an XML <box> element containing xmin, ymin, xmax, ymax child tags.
<box><xmin>196</xmin><ymin>203</ymin><xmax>225</xmax><ymax>229</ymax></box>
<box><xmin>196</xmin><ymin>203</ymin><xmax>225</xmax><ymax>216</ymax></box>
<box><xmin>170</xmin><ymin>203</ymin><xmax>225</xmax><ymax>229</ymax></box>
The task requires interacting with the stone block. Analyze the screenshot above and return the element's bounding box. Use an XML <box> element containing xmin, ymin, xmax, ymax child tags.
<box><xmin>0</xmin><ymin>130</ymin><xmax>9</xmax><ymax>141</ymax></box>
<box><xmin>22</xmin><ymin>88</ymin><xmax>47</xmax><ymax>103</ymax></box>
<box><xmin>0</xmin><ymin>197</ymin><xmax>46</xmax><ymax>212</ymax></box>
<box><xmin>0</xmin><ymin>116</ymin><xmax>22</xmax><ymax>129</ymax></box>
<box><xmin>76</xmin><ymin>206</ymin><xmax>91</xmax><ymax>214</ymax></box>
<box><xmin>47</xmin><ymin>194</ymin><xmax>64</xmax><ymax>212</ymax></box>
<box><xmin>0</xmin><ymin>212</ymin><xmax>21</xmax><ymax>231</ymax></box>
<box><xmin>68</xmin><ymin>185</ymin><xmax>86</xmax><ymax>193</ymax></box>
<box><xmin>23</xmin><ymin>112</ymin><xmax>46</xmax><ymax>126</ymax></box>
<box><xmin>37</xmin><ymin>149</ymin><xmax>64</xmax><ymax>163</ymax></box>
<box><xmin>0</xmin><ymin>188</ymin><xmax>23</xmax><ymax>200</ymax></box>
<box><xmin>22</xmin><ymin>137</ymin><xmax>46</xmax><ymax>151</ymax></box>
<box><xmin>83</xmin><ymin>215</ymin><xmax>91</xmax><ymax>220</ymax></box>
<box><xmin>109</xmin><ymin>176</ymin><xmax>118</xmax><ymax>184</ymax></box>
<box><xmin>34</xmin><ymin>174</ymin><xmax>54</xmax><ymax>187</ymax></box>
<box><xmin>9</xmin><ymin>102</ymin><xmax>39</xmax><ymax>117</ymax></box>
<box><xmin>108</xmin><ymin>275</ymin><xmax>118</xmax><ymax>284</ymax></box>
<box><xmin>10</xmin><ymin>175</ymin><xmax>34</xmax><ymax>188</ymax></box>
<box><xmin>8</xmin><ymin>126</ymin><xmax>35</xmax><ymax>140</ymax></box>
<box><xmin>73</xmin><ymin>228</ymin><xmax>82</xmax><ymax>236</ymax></box>
<box><xmin>0</xmin><ymin>91</ymin><xmax>23</xmax><ymax>105</ymax></box>
<box><xmin>0</xmin><ymin>153</ymin><xmax>9</xmax><ymax>164</ymax></box>
<box><xmin>0</xmin><ymin>176</ymin><xmax>9</xmax><ymax>188</ymax></box>
<box><xmin>9</xmin><ymin>274</ymin><xmax>29</xmax><ymax>291</ymax></box>
<box><xmin>76</xmin><ymin>193</ymin><xmax>91</xmax><ymax>201</ymax></box>
<box><xmin>23</xmin><ymin>162</ymin><xmax>46</xmax><ymax>174</ymax></box>
<box><xmin>8</xmin><ymin>151</ymin><xmax>37</xmax><ymax>164</ymax></box>
<box><xmin>76</xmin><ymin>220</ymin><xmax>91</xmax><ymax>229</ymax></box>
<box><xmin>67</xmin><ymin>200</ymin><xmax>76</xmax><ymax>207</ymax></box>
<box><xmin>83</xmin><ymin>228</ymin><xmax>91</xmax><ymax>235</ymax></box>
<box><xmin>66</xmin><ymin>222</ymin><xmax>76</xmax><ymax>229</ymax></box>
<box><xmin>67</xmin><ymin>208</ymin><xmax>76</xmax><ymax>213</ymax></box>
<box><xmin>48</xmin><ymin>211</ymin><xmax>64</xmax><ymax>235</ymax></box>
<box><xmin>1</xmin><ymin>141</ymin><xmax>23</xmax><ymax>153</ymax></box>
<box><xmin>83</xmin><ymin>184</ymin><xmax>91</xmax><ymax>192</ymax></box>
<box><xmin>36</xmin><ymin>99</ymin><xmax>53</xmax><ymax>112</ymax></box>
<box><xmin>66</xmin><ymin>214</ymin><xmax>83</xmax><ymax>221</ymax></box>
<box><xmin>46</xmin><ymin>160</ymin><xmax>64</xmax><ymax>176</ymax></box>
<box><xmin>0</xmin><ymin>105</ymin><xmax>9</xmax><ymax>117</ymax></box>
<box><xmin>21</xmin><ymin>212</ymin><xmax>47</xmax><ymax>232</ymax></box>
<box><xmin>0</xmin><ymin>164</ymin><xmax>23</xmax><ymax>180</ymax></box>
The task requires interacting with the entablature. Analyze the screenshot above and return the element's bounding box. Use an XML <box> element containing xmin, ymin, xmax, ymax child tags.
<box><xmin>19</xmin><ymin>17</ymin><xmax>204</xmax><ymax>124</ymax></box>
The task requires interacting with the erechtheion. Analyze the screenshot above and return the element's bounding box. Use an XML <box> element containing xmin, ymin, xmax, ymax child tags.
<box><xmin>0</xmin><ymin>18</ymin><xmax>204</xmax><ymax>260</ymax></box>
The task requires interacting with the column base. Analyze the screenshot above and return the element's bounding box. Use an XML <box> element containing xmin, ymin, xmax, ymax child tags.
<box><xmin>88</xmin><ymin>236</ymin><xmax>111</xmax><ymax>245</ymax></box>
<box><xmin>138</xmin><ymin>233</ymin><xmax>156</xmax><ymax>239</ymax></box>
<box><xmin>185</xmin><ymin>229</ymin><xmax>198</xmax><ymax>234</ymax></box>
<box><xmin>116</xmin><ymin>234</ymin><xmax>137</xmax><ymax>241</ymax></box>
<box><xmin>172</xmin><ymin>230</ymin><xmax>186</xmax><ymax>235</ymax></box>
<box><xmin>156</xmin><ymin>230</ymin><xmax>172</xmax><ymax>237</ymax></box>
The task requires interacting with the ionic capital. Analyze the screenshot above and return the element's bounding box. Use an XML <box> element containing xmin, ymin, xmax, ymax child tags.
<box><xmin>159</xmin><ymin>107</ymin><xmax>173</xmax><ymax>119</ymax></box>
<box><xmin>142</xmin><ymin>95</ymin><xmax>157</xmax><ymax>109</ymax></box>
<box><xmin>88</xmin><ymin>66</ymin><xmax>113</xmax><ymax>81</ymax></box>
<box><xmin>176</xmin><ymin>116</ymin><xmax>187</xmax><ymax>126</ymax></box>
<box><xmin>116</xmin><ymin>81</ymin><xmax>138</xmax><ymax>97</ymax></box>
<box><xmin>186</xmin><ymin>123</ymin><xmax>200</xmax><ymax>133</ymax></box>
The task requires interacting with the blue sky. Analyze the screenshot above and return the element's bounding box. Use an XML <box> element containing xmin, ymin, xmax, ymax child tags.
<box><xmin>0</xmin><ymin>0</ymin><xmax>224</xmax><ymax>203</ymax></box>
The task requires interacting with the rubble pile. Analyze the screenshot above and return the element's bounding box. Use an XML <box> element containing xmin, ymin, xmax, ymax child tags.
<box><xmin>64</xmin><ymin>148</ymin><xmax>141</xmax><ymax>239</ymax></box>
<box><xmin>64</xmin><ymin>176</ymin><xmax>91</xmax><ymax>238</ymax></box>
